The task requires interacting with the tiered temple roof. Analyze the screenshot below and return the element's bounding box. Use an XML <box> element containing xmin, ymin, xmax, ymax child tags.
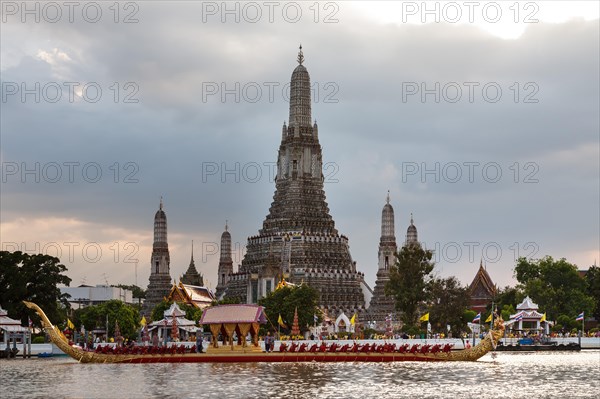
<box><xmin>509</xmin><ymin>296</ymin><xmax>546</xmax><ymax>331</ymax></box>
<box><xmin>167</xmin><ymin>282</ymin><xmax>215</xmax><ymax>310</ymax></box>
<box><xmin>148</xmin><ymin>302</ymin><xmax>197</xmax><ymax>334</ymax></box>
<box><xmin>511</xmin><ymin>296</ymin><xmax>544</xmax><ymax>319</ymax></box>
<box><xmin>469</xmin><ymin>261</ymin><xmax>497</xmax><ymax>313</ymax></box>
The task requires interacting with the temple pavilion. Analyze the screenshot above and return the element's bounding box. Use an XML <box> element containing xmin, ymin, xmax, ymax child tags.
<box><xmin>199</xmin><ymin>304</ymin><xmax>266</xmax><ymax>352</ymax></box>
<box><xmin>147</xmin><ymin>303</ymin><xmax>198</xmax><ymax>343</ymax></box>
<box><xmin>509</xmin><ymin>296</ymin><xmax>546</xmax><ymax>332</ymax></box>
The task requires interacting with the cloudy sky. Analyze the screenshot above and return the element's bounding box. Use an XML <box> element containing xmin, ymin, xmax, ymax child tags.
<box><xmin>1</xmin><ymin>1</ymin><xmax>598</xmax><ymax>294</ymax></box>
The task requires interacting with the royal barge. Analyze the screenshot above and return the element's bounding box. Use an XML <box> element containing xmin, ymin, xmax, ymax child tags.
<box><xmin>24</xmin><ymin>301</ymin><xmax>505</xmax><ymax>363</ymax></box>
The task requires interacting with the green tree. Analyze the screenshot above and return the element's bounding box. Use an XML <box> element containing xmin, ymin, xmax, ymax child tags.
<box><xmin>385</xmin><ymin>244</ymin><xmax>435</xmax><ymax>330</ymax></box>
<box><xmin>102</xmin><ymin>300</ymin><xmax>140</xmax><ymax>340</ymax></box>
<box><xmin>75</xmin><ymin>304</ymin><xmax>101</xmax><ymax>332</ymax></box>
<box><xmin>427</xmin><ymin>276</ymin><xmax>470</xmax><ymax>336</ymax></box>
<box><xmin>488</xmin><ymin>286</ymin><xmax>523</xmax><ymax>321</ymax></box>
<box><xmin>514</xmin><ymin>256</ymin><xmax>595</xmax><ymax>320</ymax></box>
<box><xmin>73</xmin><ymin>300</ymin><xmax>141</xmax><ymax>340</ymax></box>
<box><xmin>0</xmin><ymin>251</ymin><xmax>72</xmax><ymax>326</ymax></box>
<box><xmin>499</xmin><ymin>304</ymin><xmax>516</xmax><ymax>322</ymax></box>
<box><xmin>258</xmin><ymin>284</ymin><xmax>320</xmax><ymax>334</ymax></box>
<box><xmin>492</xmin><ymin>286</ymin><xmax>522</xmax><ymax>311</ymax></box>
<box><xmin>112</xmin><ymin>284</ymin><xmax>146</xmax><ymax>306</ymax></box>
<box><xmin>463</xmin><ymin>309</ymin><xmax>477</xmax><ymax>326</ymax></box>
<box><xmin>584</xmin><ymin>265</ymin><xmax>600</xmax><ymax>320</ymax></box>
<box><xmin>555</xmin><ymin>314</ymin><xmax>578</xmax><ymax>332</ymax></box>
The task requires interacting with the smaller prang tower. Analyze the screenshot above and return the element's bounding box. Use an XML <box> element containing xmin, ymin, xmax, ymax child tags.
<box><xmin>404</xmin><ymin>213</ymin><xmax>419</xmax><ymax>247</ymax></box>
<box><xmin>142</xmin><ymin>198</ymin><xmax>173</xmax><ymax>317</ymax></box>
<box><xmin>215</xmin><ymin>222</ymin><xmax>234</xmax><ymax>299</ymax></box>
<box><xmin>368</xmin><ymin>192</ymin><xmax>399</xmax><ymax>327</ymax></box>
<box><xmin>181</xmin><ymin>241</ymin><xmax>204</xmax><ymax>287</ymax></box>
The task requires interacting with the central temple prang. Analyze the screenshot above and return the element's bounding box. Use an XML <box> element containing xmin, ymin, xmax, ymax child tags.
<box><xmin>223</xmin><ymin>47</ymin><xmax>368</xmax><ymax>316</ymax></box>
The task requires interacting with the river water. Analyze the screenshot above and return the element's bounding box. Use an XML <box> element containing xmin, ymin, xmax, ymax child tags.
<box><xmin>1</xmin><ymin>351</ymin><xmax>599</xmax><ymax>398</ymax></box>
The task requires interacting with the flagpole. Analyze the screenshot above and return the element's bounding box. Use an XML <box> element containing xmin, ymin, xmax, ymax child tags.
<box><xmin>582</xmin><ymin>311</ymin><xmax>585</xmax><ymax>335</ymax></box>
<box><xmin>27</xmin><ymin>317</ymin><xmax>32</xmax><ymax>358</ymax></box>
<box><xmin>475</xmin><ymin>315</ymin><xmax>480</xmax><ymax>346</ymax></box>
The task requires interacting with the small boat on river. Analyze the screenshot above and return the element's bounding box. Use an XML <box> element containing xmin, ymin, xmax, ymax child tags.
<box><xmin>24</xmin><ymin>301</ymin><xmax>505</xmax><ymax>364</ymax></box>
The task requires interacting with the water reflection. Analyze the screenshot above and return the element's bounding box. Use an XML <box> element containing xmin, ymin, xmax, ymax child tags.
<box><xmin>1</xmin><ymin>351</ymin><xmax>598</xmax><ymax>398</ymax></box>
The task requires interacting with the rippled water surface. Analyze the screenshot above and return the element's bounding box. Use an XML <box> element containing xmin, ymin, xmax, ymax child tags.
<box><xmin>1</xmin><ymin>351</ymin><xmax>599</xmax><ymax>398</ymax></box>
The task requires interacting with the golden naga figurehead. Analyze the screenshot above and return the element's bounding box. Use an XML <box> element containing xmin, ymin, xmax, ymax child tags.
<box><xmin>489</xmin><ymin>315</ymin><xmax>506</xmax><ymax>345</ymax></box>
<box><xmin>493</xmin><ymin>315</ymin><xmax>505</xmax><ymax>331</ymax></box>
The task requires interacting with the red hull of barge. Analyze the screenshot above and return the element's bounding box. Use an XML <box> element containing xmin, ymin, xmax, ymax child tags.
<box><xmin>116</xmin><ymin>353</ymin><xmax>447</xmax><ymax>364</ymax></box>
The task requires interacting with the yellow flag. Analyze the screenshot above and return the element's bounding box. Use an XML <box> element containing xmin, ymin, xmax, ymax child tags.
<box><xmin>540</xmin><ymin>313</ymin><xmax>546</xmax><ymax>322</ymax></box>
<box><xmin>419</xmin><ymin>313</ymin><xmax>429</xmax><ymax>322</ymax></box>
<box><xmin>141</xmin><ymin>316</ymin><xmax>147</xmax><ymax>326</ymax></box>
<box><xmin>350</xmin><ymin>314</ymin><xmax>356</xmax><ymax>325</ymax></box>
<box><xmin>278</xmin><ymin>314</ymin><xmax>286</xmax><ymax>328</ymax></box>
<box><xmin>67</xmin><ymin>318</ymin><xmax>75</xmax><ymax>329</ymax></box>
<box><xmin>485</xmin><ymin>313</ymin><xmax>493</xmax><ymax>323</ymax></box>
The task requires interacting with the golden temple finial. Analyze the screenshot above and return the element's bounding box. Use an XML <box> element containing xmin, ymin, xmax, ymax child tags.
<box><xmin>297</xmin><ymin>44</ymin><xmax>304</xmax><ymax>65</ymax></box>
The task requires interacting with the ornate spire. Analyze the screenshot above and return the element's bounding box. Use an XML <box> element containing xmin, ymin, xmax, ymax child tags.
<box><xmin>216</xmin><ymin>220</ymin><xmax>234</xmax><ymax>298</ymax></box>
<box><xmin>373</xmin><ymin>192</ymin><xmax>398</xmax><ymax>313</ymax></box>
<box><xmin>143</xmin><ymin>198</ymin><xmax>172</xmax><ymax>316</ymax></box>
<box><xmin>153</xmin><ymin>199</ymin><xmax>167</xmax><ymax>244</ymax></box>
<box><xmin>288</xmin><ymin>45</ymin><xmax>312</xmax><ymax>127</ymax></box>
<box><xmin>405</xmin><ymin>213</ymin><xmax>419</xmax><ymax>246</ymax></box>
<box><xmin>181</xmin><ymin>240</ymin><xmax>203</xmax><ymax>286</ymax></box>
<box><xmin>190</xmin><ymin>240</ymin><xmax>194</xmax><ymax>263</ymax></box>
<box><xmin>381</xmin><ymin>192</ymin><xmax>395</xmax><ymax>240</ymax></box>
<box><xmin>220</xmin><ymin>223</ymin><xmax>232</xmax><ymax>261</ymax></box>
<box><xmin>297</xmin><ymin>44</ymin><xmax>304</xmax><ymax>65</ymax></box>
